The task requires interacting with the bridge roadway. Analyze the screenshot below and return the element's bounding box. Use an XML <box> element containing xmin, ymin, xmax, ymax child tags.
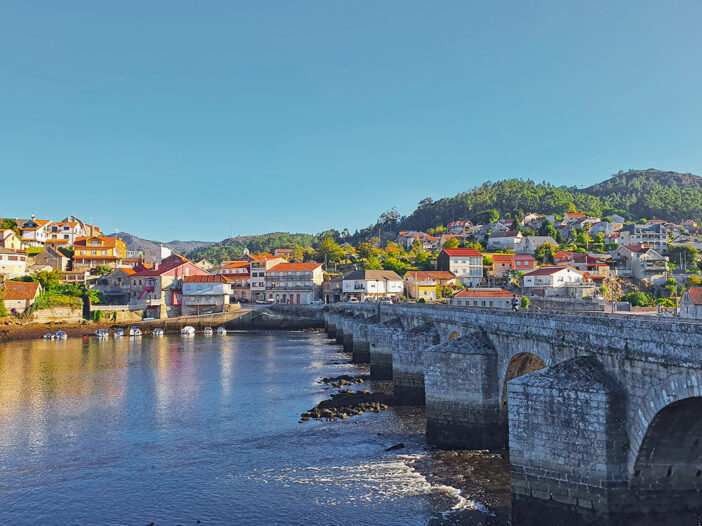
<box><xmin>272</xmin><ymin>303</ymin><xmax>702</xmax><ymax>525</ymax></box>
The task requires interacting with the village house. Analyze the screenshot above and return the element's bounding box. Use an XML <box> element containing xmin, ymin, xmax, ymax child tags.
<box><xmin>522</xmin><ymin>266</ymin><xmax>589</xmax><ymax>298</ymax></box>
<box><xmin>181</xmin><ymin>275</ymin><xmax>232</xmax><ymax>315</ymax></box>
<box><xmin>18</xmin><ymin>218</ymin><xmax>52</xmax><ymax>247</ymax></box>
<box><xmin>265</xmin><ymin>262</ymin><xmax>324</xmax><ymax>304</ymax></box>
<box><xmin>554</xmin><ymin>251</ymin><xmax>610</xmax><ymax>277</ymax></box>
<box><xmin>491</xmin><ymin>254</ymin><xmax>536</xmax><ymax>279</ymax></box>
<box><xmin>522</xmin><ymin>213</ymin><xmax>543</xmax><ymax>225</ymax></box>
<box><xmin>403</xmin><ymin>270</ymin><xmax>458</xmax><ymax>301</ymax></box>
<box><xmin>516</xmin><ymin>236</ymin><xmax>558</xmax><ymax>255</ymax></box>
<box><xmin>248</xmin><ymin>255</ymin><xmax>286</xmax><ymax>302</ymax></box>
<box><xmin>446</xmin><ymin>221</ymin><xmax>471</xmax><ymax>234</ymax></box>
<box><xmin>0</xmin><ymin>247</ymin><xmax>28</xmax><ymax>279</ymax></box>
<box><xmin>486</xmin><ymin>230</ymin><xmax>523</xmax><ymax>251</ymax></box>
<box><xmin>46</xmin><ymin>221</ymin><xmax>85</xmax><ymax>247</ymax></box>
<box><xmin>611</xmin><ymin>244</ymin><xmax>669</xmax><ymax>284</ymax></box>
<box><xmin>194</xmin><ymin>259</ymin><xmax>215</xmax><ymax>272</ymax></box>
<box><xmin>397</xmin><ymin>231</ymin><xmax>440</xmax><ymax>251</ymax></box>
<box><xmin>73</xmin><ymin>236</ymin><xmax>127</xmax><ymax>269</ymax></box>
<box><xmin>618</xmin><ymin>223</ymin><xmax>669</xmax><ymax>251</ymax></box>
<box><xmin>0</xmin><ymin>229</ymin><xmax>24</xmax><ymax>251</ymax></box>
<box><xmin>564</xmin><ymin>212</ymin><xmax>586</xmax><ymax>224</ymax></box>
<box><xmin>1</xmin><ymin>280</ymin><xmax>41</xmax><ymax>314</ymax></box>
<box><xmin>680</xmin><ymin>287</ymin><xmax>702</xmax><ymax>320</ymax></box>
<box><xmin>342</xmin><ymin>270</ymin><xmax>404</xmax><ymax>302</ymax></box>
<box><xmin>216</xmin><ymin>261</ymin><xmax>251</xmax><ymax>302</ymax></box>
<box><xmin>34</xmin><ymin>247</ymin><xmax>69</xmax><ymax>272</ymax></box>
<box><xmin>452</xmin><ymin>287</ymin><xmax>519</xmax><ymax>309</ymax></box>
<box><xmin>589</xmin><ymin>221</ymin><xmax>617</xmax><ymax>238</ymax></box>
<box><xmin>129</xmin><ymin>254</ymin><xmax>210</xmax><ymax>318</ymax></box>
<box><xmin>61</xmin><ymin>269</ymin><xmax>91</xmax><ymax>285</ymax></box>
<box><xmin>609</xmin><ymin>214</ymin><xmax>626</xmax><ymax>225</ymax></box>
<box><xmin>436</xmin><ymin>248</ymin><xmax>483</xmax><ymax>287</ymax></box>
<box><xmin>144</xmin><ymin>244</ymin><xmax>173</xmax><ymax>265</ymax></box>
<box><xmin>95</xmin><ymin>268</ymin><xmax>136</xmax><ymax>304</ymax></box>
<box><xmin>323</xmin><ymin>275</ymin><xmax>344</xmax><ymax>304</ymax></box>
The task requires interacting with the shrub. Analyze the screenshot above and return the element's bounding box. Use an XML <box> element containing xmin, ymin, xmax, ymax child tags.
<box><xmin>619</xmin><ymin>292</ymin><xmax>655</xmax><ymax>307</ymax></box>
<box><xmin>521</xmin><ymin>296</ymin><xmax>530</xmax><ymax>309</ymax></box>
<box><xmin>417</xmin><ymin>298</ymin><xmax>426</xmax><ymax>303</ymax></box>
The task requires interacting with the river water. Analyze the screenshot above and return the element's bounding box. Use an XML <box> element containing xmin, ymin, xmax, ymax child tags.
<box><xmin>0</xmin><ymin>331</ymin><xmax>509</xmax><ymax>526</ymax></box>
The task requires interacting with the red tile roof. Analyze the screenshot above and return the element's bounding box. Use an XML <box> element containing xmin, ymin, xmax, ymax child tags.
<box><xmin>454</xmin><ymin>288</ymin><xmax>519</xmax><ymax>298</ymax></box>
<box><xmin>566</xmin><ymin>213</ymin><xmax>586</xmax><ymax>218</ymax></box>
<box><xmin>687</xmin><ymin>287</ymin><xmax>702</xmax><ymax>305</ymax></box>
<box><xmin>269</xmin><ymin>262</ymin><xmax>323</xmax><ymax>272</ymax></box>
<box><xmin>183</xmin><ymin>275</ymin><xmax>226</xmax><ymax>283</ymax></box>
<box><xmin>491</xmin><ymin>254</ymin><xmax>514</xmax><ymax>263</ymax></box>
<box><xmin>622</xmin><ymin>244</ymin><xmax>652</xmax><ymax>254</ymax></box>
<box><xmin>442</xmin><ymin>248</ymin><xmax>482</xmax><ymax>257</ymax></box>
<box><xmin>3</xmin><ymin>281</ymin><xmax>40</xmax><ymax>300</ymax></box>
<box><xmin>220</xmin><ymin>260</ymin><xmax>250</xmax><ymax>269</ymax></box>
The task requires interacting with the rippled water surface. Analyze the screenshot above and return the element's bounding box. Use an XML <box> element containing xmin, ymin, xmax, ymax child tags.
<box><xmin>0</xmin><ymin>331</ymin><xmax>502</xmax><ymax>525</ymax></box>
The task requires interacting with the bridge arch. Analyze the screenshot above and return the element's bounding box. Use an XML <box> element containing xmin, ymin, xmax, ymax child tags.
<box><xmin>631</xmin><ymin>396</ymin><xmax>702</xmax><ymax>514</ymax></box>
<box><xmin>628</xmin><ymin>373</ymin><xmax>702</xmax><ymax>474</ymax></box>
<box><xmin>500</xmin><ymin>352</ymin><xmax>547</xmax><ymax>411</ymax></box>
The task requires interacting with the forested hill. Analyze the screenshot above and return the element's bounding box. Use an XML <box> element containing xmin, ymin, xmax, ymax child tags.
<box><xmin>187</xmin><ymin>232</ymin><xmax>317</xmax><ymax>263</ymax></box>
<box><xmin>347</xmin><ymin>169</ymin><xmax>702</xmax><ymax>244</ymax></box>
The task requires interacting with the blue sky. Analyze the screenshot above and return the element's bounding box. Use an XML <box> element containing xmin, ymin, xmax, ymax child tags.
<box><xmin>1</xmin><ymin>1</ymin><xmax>701</xmax><ymax>241</ymax></box>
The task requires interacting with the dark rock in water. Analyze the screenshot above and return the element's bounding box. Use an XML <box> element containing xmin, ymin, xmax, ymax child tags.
<box><xmin>385</xmin><ymin>443</ymin><xmax>405</xmax><ymax>452</ymax></box>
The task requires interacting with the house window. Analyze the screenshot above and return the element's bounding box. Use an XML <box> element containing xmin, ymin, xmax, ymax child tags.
<box><xmin>92</xmin><ymin>250</ymin><xmax>97</xmax><ymax>255</ymax></box>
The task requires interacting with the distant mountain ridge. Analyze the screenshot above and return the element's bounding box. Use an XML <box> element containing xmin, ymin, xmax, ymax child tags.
<box><xmin>108</xmin><ymin>233</ymin><xmax>216</xmax><ymax>256</ymax></box>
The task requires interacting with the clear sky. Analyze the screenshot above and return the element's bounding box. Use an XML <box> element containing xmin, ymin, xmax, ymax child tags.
<box><xmin>2</xmin><ymin>1</ymin><xmax>701</xmax><ymax>241</ymax></box>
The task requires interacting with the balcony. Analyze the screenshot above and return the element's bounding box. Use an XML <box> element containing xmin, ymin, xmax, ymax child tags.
<box><xmin>266</xmin><ymin>284</ymin><xmax>314</xmax><ymax>291</ymax></box>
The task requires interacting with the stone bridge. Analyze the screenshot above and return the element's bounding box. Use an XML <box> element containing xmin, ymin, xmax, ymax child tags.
<box><xmin>273</xmin><ymin>303</ymin><xmax>702</xmax><ymax>525</ymax></box>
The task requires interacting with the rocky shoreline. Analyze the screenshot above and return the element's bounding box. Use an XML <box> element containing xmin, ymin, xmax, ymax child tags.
<box><xmin>299</xmin><ymin>374</ymin><xmax>392</xmax><ymax>422</ymax></box>
<box><xmin>0</xmin><ymin>320</ymin><xmax>116</xmax><ymax>343</ymax></box>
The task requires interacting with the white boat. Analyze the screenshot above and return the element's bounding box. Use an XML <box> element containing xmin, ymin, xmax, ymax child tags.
<box><xmin>181</xmin><ymin>326</ymin><xmax>195</xmax><ymax>336</ymax></box>
<box><xmin>43</xmin><ymin>333</ymin><xmax>55</xmax><ymax>340</ymax></box>
<box><xmin>129</xmin><ymin>326</ymin><xmax>142</xmax><ymax>337</ymax></box>
<box><xmin>153</xmin><ymin>328</ymin><xmax>165</xmax><ymax>337</ymax></box>
<box><xmin>54</xmin><ymin>331</ymin><xmax>67</xmax><ymax>340</ymax></box>
<box><xmin>114</xmin><ymin>328</ymin><xmax>124</xmax><ymax>338</ymax></box>
<box><xmin>96</xmin><ymin>329</ymin><xmax>110</xmax><ymax>338</ymax></box>
<box><xmin>217</xmin><ymin>327</ymin><xmax>227</xmax><ymax>336</ymax></box>
<box><xmin>203</xmin><ymin>327</ymin><xmax>214</xmax><ymax>336</ymax></box>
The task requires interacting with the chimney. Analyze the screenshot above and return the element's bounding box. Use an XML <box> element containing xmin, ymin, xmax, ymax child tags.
<box><xmin>31</xmin><ymin>214</ymin><xmax>36</xmax><ymax>221</ymax></box>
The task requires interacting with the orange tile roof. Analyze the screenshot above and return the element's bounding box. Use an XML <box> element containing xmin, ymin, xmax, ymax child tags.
<box><xmin>74</xmin><ymin>236</ymin><xmax>119</xmax><ymax>248</ymax></box>
<box><xmin>73</xmin><ymin>255</ymin><xmax>121</xmax><ymax>260</ymax></box>
<box><xmin>406</xmin><ymin>271</ymin><xmax>457</xmax><ymax>280</ymax></box>
<box><xmin>454</xmin><ymin>288</ymin><xmax>518</xmax><ymax>298</ymax></box>
<box><xmin>2</xmin><ymin>281</ymin><xmax>40</xmax><ymax>300</ymax></box>
<box><xmin>491</xmin><ymin>254</ymin><xmax>514</xmax><ymax>263</ymax></box>
<box><xmin>46</xmin><ymin>239</ymin><xmax>69</xmax><ymax>244</ymax></box>
<box><xmin>687</xmin><ymin>287</ymin><xmax>702</xmax><ymax>305</ymax></box>
<box><xmin>20</xmin><ymin>220</ymin><xmax>51</xmax><ymax>231</ymax></box>
<box><xmin>220</xmin><ymin>260</ymin><xmax>250</xmax><ymax>269</ymax></box>
<box><xmin>269</xmin><ymin>262</ymin><xmax>322</xmax><ymax>272</ymax></box>
<box><xmin>183</xmin><ymin>275</ymin><xmax>226</xmax><ymax>283</ymax></box>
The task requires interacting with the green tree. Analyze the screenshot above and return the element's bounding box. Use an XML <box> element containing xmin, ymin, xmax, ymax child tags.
<box><xmin>414</xmin><ymin>251</ymin><xmax>432</xmax><ymax>270</ymax></box>
<box><xmin>620</xmin><ymin>292</ymin><xmax>655</xmax><ymax>307</ymax></box>
<box><xmin>357</xmin><ymin>242</ymin><xmax>380</xmax><ymax>260</ymax></box>
<box><xmin>510</xmin><ymin>218</ymin><xmax>522</xmax><ymax>232</ymax></box>
<box><xmin>685</xmin><ymin>275</ymin><xmax>702</xmax><ymax>288</ymax></box>
<box><xmin>443</xmin><ymin>238</ymin><xmax>460</xmax><ymax>249</ymax></box>
<box><xmin>33</xmin><ymin>269</ymin><xmax>62</xmax><ymax>291</ymax></box>
<box><xmin>473</xmin><ymin>209</ymin><xmax>499</xmax><ymax>225</ymax></box>
<box><xmin>409</xmin><ymin>238</ymin><xmax>423</xmax><ymax>255</ymax></box>
<box><xmin>364</xmin><ymin>256</ymin><xmax>382</xmax><ymax>270</ymax></box>
<box><xmin>317</xmin><ymin>237</ymin><xmax>344</xmax><ymax>268</ymax></box>
<box><xmin>520</xmin><ymin>296</ymin><xmax>530</xmax><ymax>309</ymax></box>
<box><xmin>534</xmin><ymin>242</ymin><xmax>557</xmax><ymax>264</ymax></box>
<box><xmin>668</xmin><ymin>245</ymin><xmax>699</xmax><ymax>270</ymax></box>
<box><xmin>382</xmin><ymin>256</ymin><xmax>407</xmax><ymax>275</ymax></box>
<box><xmin>93</xmin><ymin>265</ymin><xmax>112</xmax><ymax>276</ymax></box>
<box><xmin>538</xmin><ymin>220</ymin><xmax>557</xmax><ymax>239</ymax></box>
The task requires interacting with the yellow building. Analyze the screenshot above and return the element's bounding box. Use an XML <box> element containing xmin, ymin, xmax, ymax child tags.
<box><xmin>73</xmin><ymin>236</ymin><xmax>127</xmax><ymax>269</ymax></box>
<box><xmin>0</xmin><ymin>229</ymin><xmax>25</xmax><ymax>251</ymax></box>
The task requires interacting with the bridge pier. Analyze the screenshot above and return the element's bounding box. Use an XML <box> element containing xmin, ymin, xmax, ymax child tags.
<box><xmin>339</xmin><ymin>315</ymin><xmax>356</xmax><ymax>353</ymax></box>
<box><xmin>350</xmin><ymin>314</ymin><xmax>376</xmax><ymax>363</ymax></box>
<box><xmin>367</xmin><ymin>318</ymin><xmax>403</xmax><ymax>380</ymax></box>
<box><xmin>334</xmin><ymin>314</ymin><xmax>346</xmax><ymax>344</ymax></box>
<box><xmin>508</xmin><ymin>356</ymin><xmax>628</xmax><ymax>526</ymax></box>
<box><xmin>424</xmin><ymin>331</ymin><xmax>505</xmax><ymax>449</ymax></box>
<box><xmin>391</xmin><ymin>324</ymin><xmax>440</xmax><ymax>405</ymax></box>
<box><xmin>323</xmin><ymin>311</ymin><xmax>337</xmax><ymax>339</ymax></box>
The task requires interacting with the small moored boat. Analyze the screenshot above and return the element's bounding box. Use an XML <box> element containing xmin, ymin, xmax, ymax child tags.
<box><xmin>54</xmin><ymin>331</ymin><xmax>67</xmax><ymax>340</ymax></box>
<box><xmin>217</xmin><ymin>327</ymin><xmax>227</xmax><ymax>336</ymax></box>
<box><xmin>96</xmin><ymin>329</ymin><xmax>110</xmax><ymax>338</ymax></box>
<box><xmin>181</xmin><ymin>326</ymin><xmax>195</xmax><ymax>336</ymax></box>
<box><xmin>129</xmin><ymin>326</ymin><xmax>142</xmax><ymax>337</ymax></box>
<box><xmin>43</xmin><ymin>333</ymin><xmax>56</xmax><ymax>340</ymax></box>
<box><xmin>153</xmin><ymin>328</ymin><xmax>165</xmax><ymax>337</ymax></box>
<box><xmin>114</xmin><ymin>328</ymin><xmax>124</xmax><ymax>338</ymax></box>
<box><xmin>203</xmin><ymin>327</ymin><xmax>214</xmax><ymax>336</ymax></box>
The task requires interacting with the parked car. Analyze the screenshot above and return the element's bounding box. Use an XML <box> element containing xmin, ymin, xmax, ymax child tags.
<box><xmin>312</xmin><ymin>299</ymin><xmax>323</xmax><ymax>304</ymax></box>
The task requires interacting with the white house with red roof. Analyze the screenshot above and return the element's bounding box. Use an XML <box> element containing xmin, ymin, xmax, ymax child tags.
<box><xmin>128</xmin><ymin>254</ymin><xmax>211</xmax><ymax>317</ymax></box>
<box><xmin>216</xmin><ymin>260</ymin><xmax>251</xmax><ymax>301</ymax></box>
<box><xmin>46</xmin><ymin>221</ymin><xmax>86</xmax><ymax>247</ymax></box>
<box><xmin>2</xmin><ymin>280</ymin><xmax>41</xmax><ymax>314</ymax></box>
<box><xmin>181</xmin><ymin>275</ymin><xmax>233</xmax><ymax>315</ymax></box>
<box><xmin>397</xmin><ymin>231</ymin><xmax>440</xmax><ymax>251</ymax></box>
<box><xmin>249</xmin><ymin>255</ymin><xmax>287</xmax><ymax>302</ymax></box>
<box><xmin>436</xmin><ymin>248</ymin><xmax>483</xmax><ymax>287</ymax></box>
<box><xmin>18</xmin><ymin>217</ymin><xmax>53</xmax><ymax>247</ymax></box>
<box><xmin>611</xmin><ymin>244</ymin><xmax>669</xmax><ymax>283</ymax></box>
<box><xmin>265</xmin><ymin>262</ymin><xmax>324</xmax><ymax>304</ymax></box>
<box><xmin>523</xmin><ymin>266</ymin><xmax>589</xmax><ymax>297</ymax></box>
<box><xmin>452</xmin><ymin>287</ymin><xmax>519</xmax><ymax>309</ymax></box>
